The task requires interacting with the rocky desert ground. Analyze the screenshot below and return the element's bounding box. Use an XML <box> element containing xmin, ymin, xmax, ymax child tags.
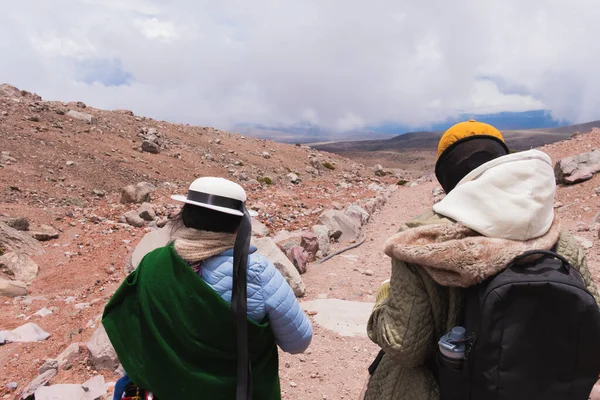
<box><xmin>1</xmin><ymin>83</ymin><xmax>600</xmax><ymax>399</ymax></box>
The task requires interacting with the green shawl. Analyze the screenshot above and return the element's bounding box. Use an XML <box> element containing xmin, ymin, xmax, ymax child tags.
<box><xmin>102</xmin><ymin>244</ymin><xmax>281</xmax><ymax>400</ymax></box>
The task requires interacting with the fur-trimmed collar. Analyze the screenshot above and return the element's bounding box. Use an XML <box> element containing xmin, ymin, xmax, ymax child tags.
<box><xmin>383</xmin><ymin>218</ymin><xmax>561</xmax><ymax>287</ymax></box>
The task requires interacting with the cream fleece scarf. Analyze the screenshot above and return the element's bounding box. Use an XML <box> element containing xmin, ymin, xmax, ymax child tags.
<box><xmin>173</xmin><ymin>228</ymin><xmax>236</xmax><ymax>265</ymax></box>
<box><xmin>384</xmin><ymin>218</ymin><xmax>562</xmax><ymax>288</ymax></box>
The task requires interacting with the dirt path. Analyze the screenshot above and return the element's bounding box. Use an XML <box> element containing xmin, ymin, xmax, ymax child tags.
<box><xmin>278</xmin><ymin>181</ymin><xmax>436</xmax><ymax>400</ymax></box>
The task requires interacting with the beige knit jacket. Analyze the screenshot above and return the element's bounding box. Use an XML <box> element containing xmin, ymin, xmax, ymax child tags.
<box><xmin>363</xmin><ymin>210</ymin><xmax>600</xmax><ymax>400</ymax></box>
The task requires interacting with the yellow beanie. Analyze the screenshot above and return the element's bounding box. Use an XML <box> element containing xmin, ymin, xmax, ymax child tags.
<box><xmin>437</xmin><ymin>119</ymin><xmax>505</xmax><ymax>159</ymax></box>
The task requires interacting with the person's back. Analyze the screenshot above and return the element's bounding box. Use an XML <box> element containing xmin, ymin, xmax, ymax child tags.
<box><xmin>104</xmin><ymin>177</ymin><xmax>312</xmax><ymax>400</ymax></box>
<box><xmin>362</xmin><ymin>120</ymin><xmax>600</xmax><ymax>400</ymax></box>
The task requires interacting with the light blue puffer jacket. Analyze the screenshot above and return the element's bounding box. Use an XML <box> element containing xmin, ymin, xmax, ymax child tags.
<box><xmin>199</xmin><ymin>245</ymin><xmax>312</xmax><ymax>355</ymax></box>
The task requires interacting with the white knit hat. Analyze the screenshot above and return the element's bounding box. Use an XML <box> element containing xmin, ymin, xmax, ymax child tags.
<box><xmin>171</xmin><ymin>177</ymin><xmax>257</xmax><ymax>217</ymax></box>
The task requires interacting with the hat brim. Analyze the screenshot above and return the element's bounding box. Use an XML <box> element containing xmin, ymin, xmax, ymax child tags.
<box><xmin>171</xmin><ymin>195</ymin><xmax>258</xmax><ymax>217</ymax></box>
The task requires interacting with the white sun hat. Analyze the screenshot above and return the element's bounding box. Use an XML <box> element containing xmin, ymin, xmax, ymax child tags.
<box><xmin>171</xmin><ymin>177</ymin><xmax>258</xmax><ymax>217</ymax></box>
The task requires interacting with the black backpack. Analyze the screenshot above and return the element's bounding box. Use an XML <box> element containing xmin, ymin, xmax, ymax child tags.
<box><xmin>437</xmin><ymin>250</ymin><xmax>600</xmax><ymax>400</ymax></box>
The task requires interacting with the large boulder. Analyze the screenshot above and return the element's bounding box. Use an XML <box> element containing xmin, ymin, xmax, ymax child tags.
<box><xmin>300</xmin><ymin>233</ymin><xmax>319</xmax><ymax>261</ymax></box>
<box><xmin>0</xmin><ymin>252</ymin><xmax>38</xmax><ymax>283</ymax></box>
<box><xmin>311</xmin><ymin>225</ymin><xmax>331</xmax><ymax>257</ymax></box>
<box><xmin>2</xmin><ymin>216</ymin><xmax>29</xmax><ymax>231</ymax></box>
<box><xmin>141</xmin><ymin>140</ymin><xmax>161</xmax><ymax>154</ymax></box>
<box><xmin>86</xmin><ymin>325</ymin><xmax>119</xmax><ymax>371</ymax></box>
<box><xmin>0</xmin><ymin>222</ymin><xmax>44</xmax><ymax>256</ymax></box>
<box><xmin>287</xmin><ymin>246</ymin><xmax>309</xmax><ymax>274</ymax></box>
<box><xmin>29</xmin><ymin>225</ymin><xmax>60</xmax><ymax>241</ymax></box>
<box><xmin>137</xmin><ymin>203</ymin><xmax>156</xmax><ymax>221</ymax></box>
<box><xmin>127</xmin><ymin>225</ymin><xmax>173</xmax><ymax>272</ymax></box>
<box><xmin>554</xmin><ymin>149</ymin><xmax>600</xmax><ymax>184</ymax></box>
<box><xmin>120</xmin><ymin>182</ymin><xmax>156</xmax><ymax>204</ymax></box>
<box><xmin>251</xmin><ymin>220</ymin><xmax>270</xmax><ymax>237</ymax></box>
<box><xmin>0</xmin><ymin>322</ymin><xmax>50</xmax><ymax>343</ymax></box>
<box><xmin>252</xmin><ymin>237</ymin><xmax>305</xmax><ymax>297</ymax></box>
<box><xmin>66</xmin><ymin>110</ymin><xmax>94</xmax><ymax>124</ymax></box>
<box><xmin>124</xmin><ymin>211</ymin><xmax>146</xmax><ymax>228</ymax></box>
<box><xmin>345</xmin><ymin>204</ymin><xmax>370</xmax><ymax>227</ymax></box>
<box><xmin>318</xmin><ymin>209</ymin><xmax>360</xmax><ymax>242</ymax></box>
<box><xmin>21</xmin><ymin>369</ymin><xmax>57</xmax><ymax>399</ymax></box>
<box><xmin>273</xmin><ymin>230</ymin><xmax>303</xmax><ymax>252</ymax></box>
<box><xmin>0</xmin><ymin>278</ymin><xmax>27</xmax><ymax>297</ymax></box>
<box><xmin>373</xmin><ymin>164</ymin><xmax>387</xmax><ymax>177</ymax></box>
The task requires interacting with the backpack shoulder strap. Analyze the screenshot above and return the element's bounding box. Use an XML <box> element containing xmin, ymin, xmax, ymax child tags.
<box><xmin>511</xmin><ymin>250</ymin><xmax>571</xmax><ymax>273</ymax></box>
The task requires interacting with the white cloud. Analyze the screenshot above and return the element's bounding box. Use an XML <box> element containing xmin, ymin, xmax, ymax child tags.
<box><xmin>1</xmin><ymin>0</ymin><xmax>599</xmax><ymax>131</ymax></box>
<box><xmin>134</xmin><ymin>18</ymin><xmax>181</xmax><ymax>42</ymax></box>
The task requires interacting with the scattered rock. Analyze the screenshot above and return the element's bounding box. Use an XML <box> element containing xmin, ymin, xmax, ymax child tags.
<box><xmin>66</xmin><ymin>160</ymin><xmax>75</xmax><ymax>166</ymax></box>
<box><xmin>124</xmin><ymin>211</ymin><xmax>146</xmax><ymax>228</ymax></box>
<box><xmin>156</xmin><ymin>217</ymin><xmax>169</xmax><ymax>228</ymax></box>
<box><xmin>7</xmin><ymin>382</ymin><xmax>17</xmax><ymax>390</ymax></box>
<box><xmin>215</xmin><ymin>138</ymin><xmax>221</xmax><ymax>144</ymax></box>
<box><xmin>300</xmin><ymin>233</ymin><xmax>320</xmax><ymax>261</ymax></box>
<box><xmin>554</xmin><ymin>201</ymin><xmax>564</xmax><ymax>209</ymax></box>
<box><xmin>92</xmin><ymin>189</ymin><xmax>105</xmax><ymax>197</ymax></box>
<box><xmin>121</xmin><ymin>182</ymin><xmax>155</xmax><ymax>204</ymax></box>
<box><xmin>21</xmin><ymin>369</ymin><xmax>57</xmax><ymax>399</ymax></box>
<box><xmin>252</xmin><ymin>237</ymin><xmax>306</xmax><ymax>297</ymax></box>
<box><xmin>287</xmin><ymin>173</ymin><xmax>301</xmax><ymax>184</ymax></box>
<box><xmin>574</xmin><ymin>236</ymin><xmax>593</xmax><ymax>250</ymax></box>
<box><xmin>595</xmin><ymin>187</ymin><xmax>600</xmax><ymax>195</ymax></box>
<box><xmin>373</xmin><ymin>164</ymin><xmax>387</xmax><ymax>177</ymax></box>
<box><xmin>577</xmin><ymin>222</ymin><xmax>590</xmax><ymax>232</ymax></box>
<box><xmin>35</xmin><ymin>307</ymin><xmax>53</xmax><ymax>318</ymax></box>
<box><xmin>0</xmin><ymin>322</ymin><xmax>50</xmax><ymax>343</ymax></box>
<box><xmin>0</xmin><ymin>279</ymin><xmax>27</xmax><ymax>297</ymax></box>
<box><xmin>554</xmin><ymin>149</ymin><xmax>600</xmax><ymax>184</ymax></box>
<box><xmin>0</xmin><ymin>222</ymin><xmax>45</xmax><ymax>256</ymax></box>
<box><xmin>137</xmin><ymin>203</ymin><xmax>156</xmax><ymax>221</ymax></box>
<box><xmin>432</xmin><ymin>187</ymin><xmax>445</xmax><ymax>203</ymax></box>
<box><xmin>35</xmin><ymin>384</ymin><xmax>85</xmax><ymax>400</ymax></box>
<box><xmin>287</xmin><ymin>246</ymin><xmax>309</xmax><ymax>274</ymax></box>
<box><xmin>29</xmin><ymin>225</ymin><xmax>60</xmax><ymax>241</ymax></box>
<box><xmin>55</xmin><ymin>343</ymin><xmax>81</xmax><ymax>367</ymax></box>
<box><xmin>593</xmin><ymin>212</ymin><xmax>600</xmax><ymax>226</ymax></box>
<box><xmin>87</xmin><ymin>325</ymin><xmax>119</xmax><ymax>371</ymax></box>
<box><xmin>345</xmin><ymin>204</ymin><xmax>369</xmax><ymax>227</ymax></box>
<box><xmin>311</xmin><ymin>225</ymin><xmax>331</xmax><ymax>257</ymax></box>
<box><xmin>141</xmin><ymin>140</ymin><xmax>161</xmax><ymax>154</ymax></box>
<box><xmin>0</xmin><ymin>251</ymin><xmax>39</xmax><ymax>283</ymax></box>
<box><xmin>82</xmin><ymin>375</ymin><xmax>107</xmax><ymax>400</ymax></box>
<box><xmin>262</xmin><ymin>151</ymin><xmax>271</xmax><ymax>159</ymax></box>
<box><xmin>364</xmin><ymin>269</ymin><xmax>374</xmax><ymax>276</ymax></box>
<box><xmin>367</xmin><ymin>183</ymin><xmax>386</xmax><ymax>192</ymax></box>
<box><xmin>564</xmin><ymin>168</ymin><xmax>594</xmax><ymax>184</ymax></box>
<box><xmin>38</xmin><ymin>359</ymin><xmax>59</xmax><ymax>375</ymax></box>
<box><xmin>319</xmin><ymin>210</ymin><xmax>360</xmax><ymax>242</ymax></box>
<box><xmin>251</xmin><ymin>219</ymin><xmax>270</xmax><ymax>237</ymax></box>
<box><xmin>66</xmin><ymin>110</ymin><xmax>94</xmax><ymax>124</ymax></box>
<box><xmin>3</xmin><ymin>216</ymin><xmax>29</xmax><ymax>231</ymax></box>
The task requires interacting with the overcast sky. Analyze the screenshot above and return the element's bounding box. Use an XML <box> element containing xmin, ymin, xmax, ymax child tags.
<box><xmin>1</xmin><ymin>0</ymin><xmax>599</xmax><ymax>131</ymax></box>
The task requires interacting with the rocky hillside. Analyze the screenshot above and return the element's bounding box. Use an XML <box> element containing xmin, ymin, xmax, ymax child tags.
<box><xmin>0</xmin><ymin>84</ymin><xmax>404</xmax><ymax>233</ymax></box>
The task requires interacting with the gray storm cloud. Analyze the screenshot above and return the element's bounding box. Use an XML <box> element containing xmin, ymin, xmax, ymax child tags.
<box><xmin>1</xmin><ymin>0</ymin><xmax>598</xmax><ymax>130</ymax></box>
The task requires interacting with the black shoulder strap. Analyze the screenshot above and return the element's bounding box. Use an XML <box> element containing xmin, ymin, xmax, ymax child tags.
<box><xmin>232</xmin><ymin>208</ymin><xmax>252</xmax><ymax>400</ymax></box>
<box><xmin>511</xmin><ymin>250</ymin><xmax>571</xmax><ymax>273</ymax></box>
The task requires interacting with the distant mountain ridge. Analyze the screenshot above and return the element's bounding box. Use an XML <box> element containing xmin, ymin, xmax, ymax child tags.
<box><xmin>309</xmin><ymin>119</ymin><xmax>600</xmax><ymax>173</ymax></box>
<box><xmin>235</xmin><ymin>110</ymin><xmax>571</xmax><ymax>143</ymax></box>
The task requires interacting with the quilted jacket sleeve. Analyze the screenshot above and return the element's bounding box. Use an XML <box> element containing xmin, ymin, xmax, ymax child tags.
<box><xmin>555</xmin><ymin>230</ymin><xmax>600</xmax><ymax>305</ymax></box>
<box><xmin>254</xmin><ymin>255</ymin><xmax>313</xmax><ymax>354</ymax></box>
<box><xmin>367</xmin><ymin>258</ymin><xmax>437</xmax><ymax>368</ymax></box>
